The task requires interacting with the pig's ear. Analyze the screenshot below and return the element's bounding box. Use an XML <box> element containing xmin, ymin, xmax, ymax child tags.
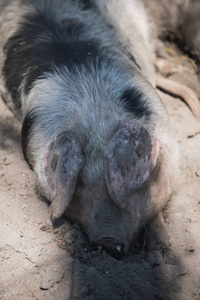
<box><xmin>105</xmin><ymin>121</ymin><xmax>161</xmax><ymax>208</ymax></box>
<box><xmin>40</xmin><ymin>132</ymin><xmax>84</xmax><ymax>220</ymax></box>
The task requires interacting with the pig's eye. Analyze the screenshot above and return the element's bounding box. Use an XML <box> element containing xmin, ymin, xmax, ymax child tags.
<box><xmin>136</xmin><ymin>144</ymin><xmax>144</xmax><ymax>158</ymax></box>
<box><xmin>51</xmin><ymin>153</ymin><xmax>58</xmax><ymax>171</ymax></box>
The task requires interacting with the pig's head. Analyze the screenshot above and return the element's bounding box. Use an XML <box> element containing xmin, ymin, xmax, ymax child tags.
<box><xmin>39</xmin><ymin>120</ymin><xmax>175</xmax><ymax>258</ymax></box>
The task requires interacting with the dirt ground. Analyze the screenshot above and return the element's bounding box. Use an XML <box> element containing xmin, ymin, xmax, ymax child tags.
<box><xmin>0</xmin><ymin>42</ymin><xmax>200</xmax><ymax>300</ymax></box>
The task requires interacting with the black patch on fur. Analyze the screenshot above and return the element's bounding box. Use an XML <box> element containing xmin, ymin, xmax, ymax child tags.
<box><xmin>120</xmin><ymin>88</ymin><xmax>152</xmax><ymax>118</ymax></box>
<box><xmin>21</xmin><ymin>111</ymin><xmax>37</xmax><ymax>169</ymax></box>
<box><xmin>80</xmin><ymin>0</ymin><xmax>94</xmax><ymax>10</ymax></box>
<box><xmin>3</xmin><ymin>11</ymin><xmax>100</xmax><ymax>110</ymax></box>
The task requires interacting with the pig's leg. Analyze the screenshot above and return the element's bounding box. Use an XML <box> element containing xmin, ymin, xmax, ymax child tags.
<box><xmin>156</xmin><ymin>76</ymin><xmax>200</xmax><ymax>118</ymax></box>
<box><xmin>181</xmin><ymin>0</ymin><xmax>200</xmax><ymax>65</ymax></box>
<box><xmin>155</xmin><ymin>0</ymin><xmax>200</xmax><ymax>119</ymax></box>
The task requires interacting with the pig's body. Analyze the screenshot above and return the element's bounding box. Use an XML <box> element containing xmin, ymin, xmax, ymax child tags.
<box><xmin>0</xmin><ymin>0</ymin><xmax>188</xmax><ymax>256</ymax></box>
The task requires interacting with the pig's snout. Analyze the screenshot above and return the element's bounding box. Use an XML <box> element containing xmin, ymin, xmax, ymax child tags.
<box><xmin>92</xmin><ymin>237</ymin><xmax>125</xmax><ymax>259</ymax></box>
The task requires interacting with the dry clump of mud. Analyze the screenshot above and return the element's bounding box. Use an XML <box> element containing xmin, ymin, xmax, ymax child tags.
<box><xmin>0</xmin><ymin>42</ymin><xmax>200</xmax><ymax>300</ymax></box>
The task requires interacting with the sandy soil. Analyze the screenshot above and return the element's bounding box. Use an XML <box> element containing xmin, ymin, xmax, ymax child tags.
<box><xmin>0</xmin><ymin>42</ymin><xmax>200</xmax><ymax>300</ymax></box>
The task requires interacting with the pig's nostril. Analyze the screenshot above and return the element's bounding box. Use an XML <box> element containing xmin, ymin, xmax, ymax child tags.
<box><xmin>92</xmin><ymin>237</ymin><xmax>125</xmax><ymax>259</ymax></box>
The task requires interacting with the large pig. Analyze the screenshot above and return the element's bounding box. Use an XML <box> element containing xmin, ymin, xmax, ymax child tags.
<box><xmin>1</xmin><ymin>0</ymin><xmax>198</xmax><ymax>257</ymax></box>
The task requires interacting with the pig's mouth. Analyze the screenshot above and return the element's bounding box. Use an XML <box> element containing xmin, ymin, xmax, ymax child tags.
<box><xmin>91</xmin><ymin>237</ymin><xmax>125</xmax><ymax>259</ymax></box>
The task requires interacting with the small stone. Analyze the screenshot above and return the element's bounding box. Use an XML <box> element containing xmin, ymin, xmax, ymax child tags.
<box><xmin>40</xmin><ymin>263</ymin><xmax>65</xmax><ymax>290</ymax></box>
<box><xmin>189</xmin><ymin>249</ymin><xmax>194</xmax><ymax>253</ymax></box>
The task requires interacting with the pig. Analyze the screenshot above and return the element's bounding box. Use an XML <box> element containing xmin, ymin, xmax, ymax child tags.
<box><xmin>1</xmin><ymin>0</ymin><xmax>198</xmax><ymax>257</ymax></box>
